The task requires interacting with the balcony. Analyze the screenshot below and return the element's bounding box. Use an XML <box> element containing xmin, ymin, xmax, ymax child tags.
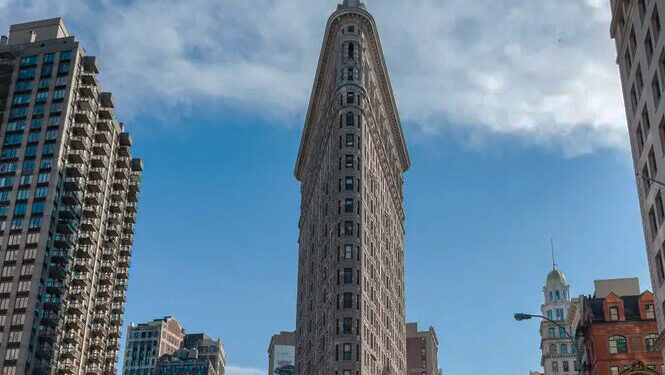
<box><xmin>69</xmin><ymin>135</ymin><xmax>90</xmax><ymax>151</ymax></box>
<box><xmin>59</xmin><ymin>206</ymin><xmax>81</xmax><ymax>221</ymax></box>
<box><xmin>57</xmin><ymin>219</ymin><xmax>76</xmax><ymax>235</ymax></box>
<box><xmin>59</xmin><ymin>344</ymin><xmax>79</xmax><ymax>360</ymax></box>
<box><xmin>80</xmin><ymin>73</ymin><xmax>98</xmax><ymax>87</ymax></box>
<box><xmin>83</xmin><ymin>207</ymin><xmax>100</xmax><ymax>219</ymax></box>
<box><xmin>87</xmin><ymin>180</ymin><xmax>103</xmax><ymax>193</ymax></box>
<box><xmin>60</xmin><ymin>329</ymin><xmax>80</xmax><ymax>345</ymax></box>
<box><xmin>128</xmin><ymin>181</ymin><xmax>140</xmax><ymax>193</ymax></box>
<box><xmin>118</xmin><ymin>146</ymin><xmax>130</xmax><ymax>158</ymax></box>
<box><xmin>119</xmin><ymin>132</ymin><xmax>132</xmax><ymax>146</ymax></box>
<box><xmin>64</xmin><ymin>315</ymin><xmax>84</xmax><ymax>330</ymax></box>
<box><xmin>118</xmin><ymin>256</ymin><xmax>130</xmax><ymax>268</ymax></box>
<box><xmin>74</xmin><ymin>109</ymin><xmax>93</xmax><ymax>125</ymax></box>
<box><xmin>40</xmin><ymin>311</ymin><xmax>60</xmax><ymax>327</ymax></box>
<box><xmin>114</xmin><ymin>280</ymin><xmax>127</xmax><ymax>291</ymax></box>
<box><xmin>74</xmin><ymin>259</ymin><xmax>94</xmax><ymax>274</ymax></box>
<box><xmin>67</xmin><ymin>301</ymin><xmax>86</xmax><ymax>315</ymax></box>
<box><xmin>97</xmin><ymin>120</ymin><xmax>112</xmax><ymax>132</ymax></box>
<box><xmin>115</xmin><ymin>157</ymin><xmax>130</xmax><ymax>170</ymax></box>
<box><xmin>62</xmin><ymin>191</ymin><xmax>83</xmax><ymax>207</ymax></box>
<box><xmin>90</xmin><ymin>323</ymin><xmax>108</xmax><ymax>338</ymax></box>
<box><xmin>110</xmin><ymin>192</ymin><xmax>123</xmax><ymax>202</ymax></box>
<box><xmin>110</xmin><ymin>314</ymin><xmax>123</xmax><ymax>326</ymax></box>
<box><xmin>89</xmin><ymin>338</ymin><xmax>104</xmax><ymax>350</ymax></box>
<box><xmin>124</xmin><ymin>214</ymin><xmax>136</xmax><ymax>224</ymax></box>
<box><xmin>38</xmin><ymin>329</ymin><xmax>57</xmax><ymax>343</ymax></box>
<box><xmin>113</xmin><ymin>287</ymin><xmax>127</xmax><ymax>300</ymax></box>
<box><xmin>112</xmin><ymin>180</ymin><xmax>127</xmax><ymax>191</ymax></box>
<box><xmin>48</xmin><ymin>263</ymin><xmax>67</xmax><ymax>278</ymax></box>
<box><xmin>91</xmin><ymin>155</ymin><xmax>109</xmax><ymax>169</ymax></box>
<box><xmin>120</xmin><ymin>236</ymin><xmax>133</xmax><ymax>246</ymax></box>
<box><xmin>66</xmin><ymin>165</ymin><xmax>86</xmax><ymax>178</ymax></box>
<box><xmin>111</xmin><ymin>302</ymin><xmax>124</xmax><ymax>314</ymax></box>
<box><xmin>83</xmin><ymin>56</ymin><xmax>99</xmax><ymax>74</ymax></box>
<box><xmin>80</xmin><ymin>218</ymin><xmax>99</xmax><ymax>233</ymax></box>
<box><xmin>45</xmin><ymin>280</ymin><xmax>66</xmax><ymax>294</ymax></box>
<box><xmin>99</xmin><ymin>273</ymin><xmax>114</xmax><ymax>285</ymax></box>
<box><xmin>78</xmin><ymin>233</ymin><xmax>95</xmax><ymax>246</ymax></box>
<box><xmin>95</xmin><ymin>131</ymin><xmax>111</xmax><ymax>146</ymax></box>
<box><xmin>67</xmin><ymin>149</ymin><xmax>89</xmax><ymax>164</ymax></box>
<box><xmin>78</xmin><ymin>85</ymin><xmax>95</xmax><ymax>99</ymax></box>
<box><xmin>101</xmin><ymin>248</ymin><xmax>118</xmax><ymax>261</ymax></box>
<box><xmin>114</xmin><ymin>169</ymin><xmax>127</xmax><ymax>180</ymax></box>
<box><xmin>98</xmin><ymin>107</ymin><xmax>114</xmax><ymax>121</ymax></box>
<box><xmin>100</xmin><ymin>260</ymin><xmax>115</xmax><ymax>273</ymax></box>
<box><xmin>50</xmin><ymin>249</ymin><xmax>71</xmax><ymax>264</ymax></box>
<box><xmin>71</xmin><ymin>274</ymin><xmax>90</xmax><ymax>288</ymax></box>
<box><xmin>126</xmin><ymin>202</ymin><xmax>137</xmax><ymax>213</ymax></box>
<box><xmin>88</xmin><ymin>167</ymin><xmax>104</xmax><ymax>181</ymax></box>
<box><xmin>98</xmin><ymin>285</ymin><xmax>113</xmax><ymax>298</ymax></box>
<box><xmin>94</xmin><ymin>301</ymin><xmax>110</xmax><ymax>312</ymax></box>
<box><xmin>69</xmin><ymin>286</ymin><xmax>89</xmax><ymax>302</ymax></box>
<box><xmin>77</xmin><ymin>98</ymin><xmax>93</xmax><ymax>112</ymax></box>
<box><xmin>88</xmin><ymin>350</ymin><xmax>104</xmax><ymax>364</ymax></box>
<box><xmin>109</xmin><ymin>203</ymin><xmax>121</xmax><ymax>214</ymax></box>
<box><xmin>85</xmin><ymin>193</ymin><xmax>101</xmax><ymax>207</ymax></box>
<box><xmin>122</xmin><ymin>225</ymin><xmax>134</xmax><ymax>235</ymax></box>
<box><xmin>119</xmin><ymin>247</ymin><xmax>131</xmax><ymax>257</ymax></box>
<box><xmin>92</xmin><ymin>144</ymin><xmax>110</xmax><ymax>157</ymax></box>
<box><xmin>64</xmin><ymin>176</ymin><xmax>83</xmax><ymax>191</ymax></box>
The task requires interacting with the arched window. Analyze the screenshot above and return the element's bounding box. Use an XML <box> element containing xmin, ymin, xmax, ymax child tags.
<box><xmin>608</xmin><ymin>335</ymin><xmax>628</xmax><ymax>354</ymax></box>
<box><xmin>561</xmin><ymin>344</ymin><xmax>567</xmax><ymax>355</ymax></box>
<box><xmin>645</xmin><ymin>333</ymin><xmax>658</xmax><ymax>351</ymax></box>
<box><xmin>549</xmin><ymin>344</ymin><xmax>557</xmax><ymax>355</ymax></box>
<box><xmin>549</xmin><ymin>291</ymin><xmax>553</xmax><ymax>301</ymax></box>
<box><xmin>347</xmin><ymin>92</ymin><xmax>355</xmax><ymax>105</ymax></box>
<box><xmin>555</xmin><ymin>290</ymin><xmax>560</xmax><ymax>300</ymax></box>
<box><xmin>348</xmin><ymin>43</ymin><xmax>354</xmax><ymax>60</ymax></box>
<box><xmin>346</xmin><ymin>112</ymin><xmax>354</xmax><ymax>127</ymax></box>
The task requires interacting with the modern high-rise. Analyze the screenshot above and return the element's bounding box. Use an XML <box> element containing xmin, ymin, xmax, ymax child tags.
<box><xmin>122</xmin><ymin>317</ymin><xmax>185</xmax><ymax>375</ymax></box>
<box><xmin>294</xmin><ymin>1</ymin><xmax>410</xmax><ymax>374</ymax></box>
<box><xmin>0</xmin><ymin>18</ymin><xmax>142</xmax><ymax>375</ymax></box>
<box><xmin>539</xmin><ymin>267</ymin><xmax>580</xmax><ymax>375</ymax></box>
<box><xmin>405</xmin><ymin>323</ymin><xmax>441</xmax><ymax>375</ymax></box>
<box><xmin>609</xmin><ymin>0</ymin><xmax>665</xmax><ymax>355</ymax></box>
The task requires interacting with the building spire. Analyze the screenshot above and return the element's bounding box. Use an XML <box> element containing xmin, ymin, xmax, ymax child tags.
<box><xmin>340</xmin><ymin>0</ymin><xmax>365</xmax><ymax>9</ymax></box>
<box><xmin>551</xmin><ymin>238</ymin><xmax>557</xmax><ymax>270</ymax></box>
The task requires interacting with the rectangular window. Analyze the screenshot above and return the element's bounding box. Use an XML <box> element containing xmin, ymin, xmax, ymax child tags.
<box><xmin>611</xmin><ymin>366</ymin><xmax>619</xmax><ymax>375</ymax></box>
<box><xmin>656</xmin><ymin>252</ymin><xmax>665</xmax><ymax>284</ymax></box>
<box><xmin>10</xmin><ymin>219</ymin><xmax>22</xmax><ymax>230</ymax></box>
<box><xmin>29</xmin><ymin>217</ymin><xmax>41</xmax><ymax>229</ymax></box>
<box><xmin>343</xmin><ymin>268</ymin><xmax>352</xmax><ymax>284</ymax></box>
<box><xmin>342</xmin><ymin>343</ymin><xmax>351</xmax><ymax>360</ymax></box>
<box><xmin>344</xmin><ymin>245</ymin><xmax>353</xmax><ymax>259</ymax></box>
<box><xmin>37</xmin><ymin>173</ymin><xmax>50</xmax><ymax>184</ymax></box>
<box><xmin>562</xmin><ymin>361</ymin><xmax>569</xmax><ymax>372</ymax></box>
<box><xmin>345</xmin><ymin>177</ymin><xmax>353</xmax><ymax>191</ymax></box>
<box><xmin>60</xmin><ymin>50</ymin><xmax>72</xmax><ymax>61</ymax></box>
<box><xmin>345</xmin><ymin>155</ymin><xmax>354</xmax><ymax>168</ymax></box>
<box><xmin>646</xmin><ymin>304</ymin><xmax>655</xmax><ymax>319</ymax></box>
<box><xmin>345</xmin><ymin>134</ymin><xmax>354</xmax><ymax>147</ymax></box>
<box><xmin>20</xmin><ymin>56</ymin><xmax>38</xmax><ymax>66</ymax></box>
<box><xmin>344</xmin><ymin>221</ymin><xmax>353</xmax><ymax>236</ymax></box>
<box><xmin>343</xmin><ymin>293</ymin><xmax>352</xmax><ymax>308</ymax></box>
<box><xmin>552</xmin><ymin>361</ymin><xmax>558</xmax><ymax>373</ymax></box>
<box><xmin>344</xmin><ymin>198</ymin><xmax>353</xmax><ymax>213</ymax></box>
<box><xmin>31</xmin><ymin>202</ymin><xmax>44</xmax><ymax>214</ymax></box>
<box><xmin>610</xmin><ymin>306</ymin><xmax>619</xmax><ymax>321</ymax></box>
<box><xmin>342</xmin><ymin>318</ymin><xmax>352</xmax><ymax>333</ymax></box>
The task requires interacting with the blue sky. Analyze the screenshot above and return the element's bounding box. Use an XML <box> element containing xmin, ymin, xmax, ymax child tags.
<box><xmin>0</xmin><ymin>0</ymin><xmax>651</xmax><ymax>374</ymax></box>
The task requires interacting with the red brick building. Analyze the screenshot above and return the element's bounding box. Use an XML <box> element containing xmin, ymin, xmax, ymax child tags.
<box><xmin>578</xmin><ymin>289</ymin><xmax>662</xmax><ymax>375</ymax></box>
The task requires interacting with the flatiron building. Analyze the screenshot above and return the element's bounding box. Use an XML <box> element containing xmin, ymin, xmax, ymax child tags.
<box><xmin>294</xmin><ymin>1</ymin><xmax>410</xmax><ymax>374</ymax></box>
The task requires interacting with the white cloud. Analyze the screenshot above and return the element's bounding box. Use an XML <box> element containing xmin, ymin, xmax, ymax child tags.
<box><xmin>225</xmin><ymin>365</ymin><xmax>266</xmax><ymax>375</ymax></box>
<box><xmin>0</xmin><ymin>0</ymin><xmax>628</xmax><ymax>155</ymax></box>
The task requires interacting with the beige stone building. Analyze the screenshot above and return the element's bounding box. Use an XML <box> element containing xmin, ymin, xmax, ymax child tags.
<box><xmin>267</xmin><ymin>331</ymin><xmax>294</xmax><ymax>375</ymax></box>
<box><xmin>294</xmin><ymin>0</ymin><xmax>410</xmax><ymax>374</ymax></box>
<box><xmin>609</xmin><ymin>0</ymin><xmax>665</xmax><ymax>355</ymax></box>
<box><xmin>405</xmin><ymin>323</ymin><xmax>441</xmax><ymax>375</ymax></box>
<box><xmin>122</xmin><ymin>316</ymin><xmax>185</xmax><ymax>375</ymax></box>
<box><xmin>0</xmin><ymin>18</ymin><xmax>142</xmax><ymax>375</ymax></box>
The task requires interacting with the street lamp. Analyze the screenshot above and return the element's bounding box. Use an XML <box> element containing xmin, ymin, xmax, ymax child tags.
<box><xmin>514</xmin><ymin>313</ymin><xmax>586</xmax><ymax>375</ymax></box>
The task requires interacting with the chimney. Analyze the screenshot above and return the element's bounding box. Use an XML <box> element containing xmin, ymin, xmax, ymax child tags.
<box><xmin>0</xmin><ymin>35</ymin><xmax>7</xmax><ymax>45</ymax></box>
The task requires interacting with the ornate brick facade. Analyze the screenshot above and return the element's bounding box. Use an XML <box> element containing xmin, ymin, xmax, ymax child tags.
<box><xmin>294</xmin><ymin>1</ymin><xmax>409</xmax><ymax>374</ymax></box>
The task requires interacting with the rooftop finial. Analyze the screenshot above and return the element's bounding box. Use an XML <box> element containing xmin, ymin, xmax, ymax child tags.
<box><xmin>551</xmin><ymin>238</ymin><xmax>557</xmax><ymax>270</ymax></box>
<box><xmin>340</xmin><ymin>0</ymin><xmax>366</xmax><ymax>10</ymax></box>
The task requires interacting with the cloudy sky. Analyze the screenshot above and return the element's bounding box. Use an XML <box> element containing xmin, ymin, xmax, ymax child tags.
<box><xmin>1</xmin><ymin>1</ymin><xmax>651</xmax><ymax>374</ymax></box>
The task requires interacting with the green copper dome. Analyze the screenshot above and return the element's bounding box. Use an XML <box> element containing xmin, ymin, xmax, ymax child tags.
<box><xmin>546</xmin><ymin>269</ymin><xmax>567</xmax><ymax>286</ymax></box>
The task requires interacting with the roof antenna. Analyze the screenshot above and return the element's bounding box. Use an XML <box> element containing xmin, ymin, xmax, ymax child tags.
<box><xmin>551</xmin><ymin>238</ymin><xmax>557</xmax><ymax>270</ymax></box>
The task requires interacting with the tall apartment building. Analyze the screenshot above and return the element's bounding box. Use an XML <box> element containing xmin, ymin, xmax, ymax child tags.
<box><xmin>609</xmin><ymin>0</ymin><xmax>665</xmax><ymax>355</ymax></box>
<box><xmin>0</xmin><ymin>18</ymin><xmax>142</xmax><ymax>375</ymax></box>
<box><xmin>294</xmin><ymin>1</ymin><xmax>410</xmax><ymax>374</ymax></box>
<box><xmin>405</xmin><ymin>323</ymin><xmax>441</xmax><ymax>375</ymax></box>
<box><xmin>267</xmin><ymin>331</ymin><xmax>294</xmax><ymax>375</ymax></box>
<box><xmin>122</xmin><ymin>316</ymin><xmax>185</xmax><ymax>375</ymax></box>
<box><xmin>539</xmin><ymin>267</ymin><xmax>581</xmax><ymax>375</ymax></box>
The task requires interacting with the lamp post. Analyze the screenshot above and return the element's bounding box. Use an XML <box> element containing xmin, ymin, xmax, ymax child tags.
<box><xmin>514</xmin><ymin>313</ymin><xmax>586</xmax><ymax>375</ymax></box>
